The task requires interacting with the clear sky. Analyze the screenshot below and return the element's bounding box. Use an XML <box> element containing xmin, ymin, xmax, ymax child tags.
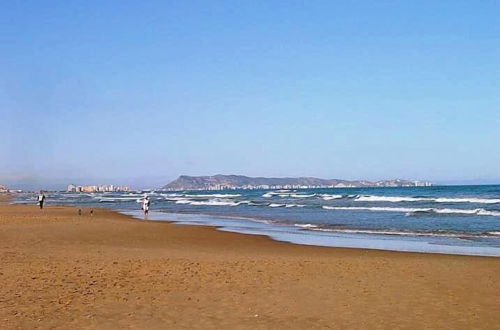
<box><xmin>1</xmin><ymin>1</ymin><xmax>499</xmax><ymax>189</ymax></box>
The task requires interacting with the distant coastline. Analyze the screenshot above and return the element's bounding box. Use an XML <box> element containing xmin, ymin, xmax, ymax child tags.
<box><xmin>163</xmin><ymin>174</ymin><xmax>433</xmax><ymax>191</ymax></box>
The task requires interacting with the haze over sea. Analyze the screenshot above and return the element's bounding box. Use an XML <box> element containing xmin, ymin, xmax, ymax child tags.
<box><xmin>15</xmin><ymin>185</ymin><xmax>500</xmax><ymax>256</ymax></box>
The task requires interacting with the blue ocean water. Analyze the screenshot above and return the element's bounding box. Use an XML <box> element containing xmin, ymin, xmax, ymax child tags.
<box><xmin>14</xmin><ymin>185</ymin><xmax>500</xmax><ymax>256</ymax></box>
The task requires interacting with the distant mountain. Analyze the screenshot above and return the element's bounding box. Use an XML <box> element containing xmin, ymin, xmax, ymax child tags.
<box><xmin>162</xmin><ymin>175</ymin><xmax>432</xmax><ymax>191</ymax></box>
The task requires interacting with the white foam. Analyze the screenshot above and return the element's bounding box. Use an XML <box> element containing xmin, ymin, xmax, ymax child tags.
<box><xmin>434</xmin><ymin>197</ymin><xmax>500</xmax><ymax>204</ymax></box>
<box><xmin>323</xmin><ymin>206</ymin><xmax>426</xmax><ymax>213</ymax></box>
<box><xmin>175</xmin><ymin>198</ymin><xmax>241</xmax><ymax>206</ymax></box>
<box><xmin>188</xmin><ymin>200</ymin><xmax>240</xmax><ymax>206</ymax></box>
<box><xmin>263</xmin><ymin>191</ymin><xmax>315</xmax><ymax>198</ymax></box>
<box><xmin>269</xmin><ymin>203</ymin><xmax>285</xmax><ymax>207</ymax></box>
<box><xmin>433</xmin><ymin>208</ymin><xmax>479</xmax><ymax>215</ymax></box>
<box><xmin>285</xmin><ymin>204</ymin><xmax>305</xmax><ymax>208</ymax></box>
<box><xmin>355</xmin><ymin>196</ymin><xmax>429</xmax><ymax>202</ymax></box>
<box><xmin>354</xmin><ymin>195</ymin><xmax>500</xmax><ymax>204</ymax></box>
<box><xmin>160</xmin><ymin>193</ymin><xmax>184</xmax><ymax>197</ymax></box>
<box><xmin>320</xmin><ymin>194</ymin><xmax>344</xmax><ymax>200</ymax></box>
<box><xmin>304</xmin><ymin>228</ymin><xmax>484</xmax><ymax>238</ymax></box>
<box><xmin>477</xmin><ymin>210</ymin><xmax>500</xmax><ymax>217</ymax></box>
<box><xmin>290</xmin><ymin>194</ymin><xmax>316</xmax><ymax>198</ymax></box>
<box><xmin>184</xmin><ymin>194</ymin><xmax>241</xmax><ymax>198</ymax></box>
<box><xmin>175</xmin><ymin>199</ymin><xmax>192</xmax><ymax>204</ymax></box>
<box><xmin>322</xmin><ymin>206</ymin><xmax>500</xmax><ymax>216</ymax></box>
<box><xmin>431</xmin><ymin>208</ymin><xmax>500</xmax><ymax>216</ymax></box>
<box><xmin>294</xmin><ymin>224</ymin><xmax>319</xmax><ymax>228</ymax></box>
<box><xmin>99</xmin><ymin>197</ymin><xmax>141</xmax><ymax>203</ymax></box>
<box><xmin>265</xmin><ymin>192</ymin><xmax>341</xmax><ymax>200</ymax></box>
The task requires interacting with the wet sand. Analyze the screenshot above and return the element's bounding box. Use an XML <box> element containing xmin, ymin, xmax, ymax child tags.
<box><xmin>1</xmin><ymin>203</ymin><xmax>499</xmax><ymax>329</ymax></box>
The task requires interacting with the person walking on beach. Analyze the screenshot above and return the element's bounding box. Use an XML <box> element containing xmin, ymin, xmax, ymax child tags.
<box><xmin>142</xmin><ymin>194</ymin><xmax>151</xmax><ymax>216</ymax></box>
<box><xmin>37</xmin><ymin>191</ymin><xmax>46</xmax><ymax>209</ymax></box>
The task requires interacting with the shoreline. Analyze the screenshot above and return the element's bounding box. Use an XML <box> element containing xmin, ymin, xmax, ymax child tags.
<box><xmin>1</xmin><ymin>204</ymin><xmax>499</xmax><ymax>329</ymax></box>
<box><xmin>7</xmin><ymin>197</ymin><xmax>500</xmax><ymax>257</ymax></box>
<box><xmin>122</xmin><ymin>209</ymin><xmax>500</xmax><ymax>257</ymax></box>
<box><xmin>10</xmin><ymin>187</ymin><xmax>500</xmax><ymax>257</ymax></box>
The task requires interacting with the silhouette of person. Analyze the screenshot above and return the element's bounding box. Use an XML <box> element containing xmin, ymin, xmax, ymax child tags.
<box><xmin>142</xmin><ymin>194</ymin><xmax>151</xmax><ymax>216</ymax></box>
<box><xmin>37</xmin><ymin>191</ymin><xmax>46</xmax><ymax>209</ymax></box>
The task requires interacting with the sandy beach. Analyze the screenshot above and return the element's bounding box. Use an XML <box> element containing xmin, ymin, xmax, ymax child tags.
<box><xmin>1</xmin><ymin>202</ymin><xmax>499</xmax><ymax>330</ymax></box>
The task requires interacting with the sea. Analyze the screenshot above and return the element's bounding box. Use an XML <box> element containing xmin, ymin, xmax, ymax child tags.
<box><xmin>13</xmin><ymin>185</ymin><xmax>500</xmax><ymax>257</ymax></box>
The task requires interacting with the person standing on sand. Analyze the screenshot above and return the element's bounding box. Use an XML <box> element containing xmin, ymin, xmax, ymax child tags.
<box><xmin>142</xmin><ymin>194</ymin><xmax>151</xmax><ymax>216</ymax></box>
<box><xmin>37</xmin><ymin>191</ymin><xmax>46</xmax><ymax>209</ymax></box>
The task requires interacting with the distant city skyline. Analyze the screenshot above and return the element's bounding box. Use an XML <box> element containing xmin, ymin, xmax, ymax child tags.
<box><xmin>0</xmin><ymin>173</ymin><xmax>497</xmax><ymax>191</ymax></box>
<box><xmin>2</xmin><ymin>1</ymin><xmax>499</xmax><ymax>190</ymax></box>
<box><xmin>66</xmin><ymin>184</ymin><xmax>130</xmax><ymax>193</ymax></box>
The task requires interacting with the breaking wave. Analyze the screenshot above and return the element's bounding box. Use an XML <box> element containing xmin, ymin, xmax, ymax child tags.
<box><xmin>355</xmin><ymin>195</ymin><xmax>500</xmax><ymax>204</ymax></box>
<box><xmin>269</xmin><ymin>203</ymin><xmax>286</xmax><ymax>207</ymax></box>
<box><xmin>290</xmin><ymin>194</ymin><xmax>316</xmax><ymax>198</ymax></box>
<box><xmin>434</xmin><ymin>197</ymin><xmax>500</xmax><ymax>204</ymax></box>
<box><xmin>294</xmin><ymin>224</ymin><xmax>319</xmax><ymax>229</ymax></box>
<box><xmin>322</xmin><ymin>206</ymin><xmax>500</xmax><ymax>216</ymax></box>
<box><xmin>261</xmin><ymin>192</ymin><xmax>500</xmax><ymax>204</ymax></box>
<box><xmin>262</xmin><ymin>192</ymin><xmax>315</xmax><ymax>198</ymax></box>
<box><xmin>285</xmin><ymin>204</ymin><xmax>306</xmax><ymax>208</ymax></box>
<box><xmin>98</xmin><ymin>197</ymin><xmax>141</xmax><ymax>203</ymax></box>
<box><xmin>174</xmin><ymin>198</ymin><xmax>241</xmax><ymax>206</ymax></box>
<box><xmin>355</xmin><ymin>196</ymin><xmax>429</xmax><ymax>202</ymax></box>
<box><xmin>183</xmin><ymin>193</ymin><xmax>241</xmax><ymax>198</ymax></box>
<box><xmin>320</xmin><ymin>194</ymin><xmax>344</xmax><ymax>200</ymax></box>
<box><xmin>293</xmin><ymin>226</ymin><xmax>500</xmax><ymax>238</ymax></box>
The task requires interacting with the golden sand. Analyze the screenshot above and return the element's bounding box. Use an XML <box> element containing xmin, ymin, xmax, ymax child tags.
<box><xmin>1</xmin><ymin>204</ymin><xmax>499</xmax><ymax>329</ymax></box>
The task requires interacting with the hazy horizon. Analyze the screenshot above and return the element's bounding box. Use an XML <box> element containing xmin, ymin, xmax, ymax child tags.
<box><xmin>2</xmin><ymin>173</ymin><xmax>499</xmax><ymax>191</ymax></box>
<box><xmin>2</xmin><ymin>1</ymin><xmax>499</xmax><ymax>190</ymax></box>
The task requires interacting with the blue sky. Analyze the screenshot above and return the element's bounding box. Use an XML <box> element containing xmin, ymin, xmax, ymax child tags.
<box><xmin>1</xmin><ymin>1</ymin><xmax>499</xmax><ymax>189</ymax></box>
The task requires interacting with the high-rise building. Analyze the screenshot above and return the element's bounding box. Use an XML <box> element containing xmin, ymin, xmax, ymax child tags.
<box><xmin>66</xmin><ymin>184</ymin><xmax>130</xmax><ymax>193</ymax></box>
